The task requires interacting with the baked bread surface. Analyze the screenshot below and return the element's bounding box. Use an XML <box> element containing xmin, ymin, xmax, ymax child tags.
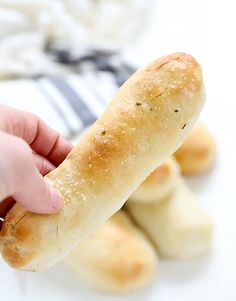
<box><xmin>126</xmin><ymin>179</ymin><xmax>213</xmax><ymax>259</ymax></box>
<box><xmin>65</xmin><ymin>211</ymin><xmax>157</xmax><ymax>293</ymax></box>
<box><xmin>129</xmin><ymin>157</ymin><xmax>180</xmax><ymax>203</ymax></box>
<box><xmin>0</xmin><ymin>52</ymin><xmax>205</xmax><ymax>270</ymax></box>
<box><xmin>174</xmin><ymin>123</ymin><xmax>216</xmax><ymax>174</ymax></box>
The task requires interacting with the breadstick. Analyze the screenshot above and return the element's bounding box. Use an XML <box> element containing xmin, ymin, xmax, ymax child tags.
<box><xmin>129</xmin><ymin>157</ymin><xmax>180</xmax><ymax>203</ymax></box>
<box><xmin>126</xmin><ymin>179</ymin><xmax>213</xmax><ymax>259</ymax></box>
<box><xmin>65</xmin><ymin>211</ymin><xmax>157</xmax><ymax>293</ymax></box>
<box><xmin>0</xmin><ymin>52</ymin><xmax>205</xmax><ymax>271</ymax></box>
<box><xmin>174</xmin><ymin>123</ymin><xmax>216</xmax><ymax>174</ymax></box>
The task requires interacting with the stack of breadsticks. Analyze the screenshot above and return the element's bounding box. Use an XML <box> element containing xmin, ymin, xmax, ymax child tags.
<box><xmin>66</xmin><ymin>124</ymin><xmax>215</xmax><ymax>293</ymax></box>
<box><xmin>0</xmin><ymin>53</ymin><xmax>215</xmax><ymax>294</ymax></box>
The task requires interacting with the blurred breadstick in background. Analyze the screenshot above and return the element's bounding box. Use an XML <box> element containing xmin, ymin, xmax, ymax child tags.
<box><xmin>126</xmin><ymin>179</ymin><xmax>213</xmax><ymax>259</ymax></box>
<box><xmin>65</xmin><ymin>211</ymin><xmax>158</xmax><ymax>293</ymax></box>
<box><xmin>129</xmin><ymin>157</ymin><xmax>180</xmax><ymax>203</ymax></box>
<box><xmin>174</xmin><ymin>123</ymin><xmax>216</xmax><ymax>175</ymax></box>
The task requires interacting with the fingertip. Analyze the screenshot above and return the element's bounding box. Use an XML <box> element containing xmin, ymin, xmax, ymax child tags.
<box><xmin>48</xmin><ymin>136</ymin><xmax>73</xmax><ymax>166</ymax></box>
<box><xmin>33</xmin><ymin>152</ymin><xmax>55</xmax><ymax>176</ymax></box>
<box><xmin>58</xmin><ymin>136</ymin><xmax>73</xmax><ymax>158</ymax></box>
<box><xmin>61</xmin><ymin>136</ymin><xmax>73</xmax><ymax>151</ymax></box>
<box><xmin>49</xmin><ymin>187</ymin><xmax>63</xmax><ymax>213</ymax></box>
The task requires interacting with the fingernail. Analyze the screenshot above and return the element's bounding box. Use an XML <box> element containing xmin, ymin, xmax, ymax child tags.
<box><xmin>50</xmin><ymin>188</ymin><xmax>63</xmax><ymax>212</ymax></box>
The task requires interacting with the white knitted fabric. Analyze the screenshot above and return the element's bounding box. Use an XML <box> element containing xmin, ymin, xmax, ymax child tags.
<box><xmin>0</xmin><ymin>0</ymin><xmax>153</xmax><ymax>78</ymax></box>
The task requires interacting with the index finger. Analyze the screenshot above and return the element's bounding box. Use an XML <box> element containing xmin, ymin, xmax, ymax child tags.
<box><xmin>0</xmin><ymin>105</ymin><xmax>73</xmax><ymax>166</ymax></box>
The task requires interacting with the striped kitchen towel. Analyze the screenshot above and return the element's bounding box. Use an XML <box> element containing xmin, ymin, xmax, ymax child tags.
<box><xmin>0</xmin><ymin>51</ymin><xmax>135</xmax><ymax>140</ymax></box>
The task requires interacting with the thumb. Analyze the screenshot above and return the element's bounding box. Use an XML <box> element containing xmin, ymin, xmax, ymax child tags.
<box><xmin>0</xmin><ymin>132</ymin><xmax>63</xmax><ymax>214</ymax></box>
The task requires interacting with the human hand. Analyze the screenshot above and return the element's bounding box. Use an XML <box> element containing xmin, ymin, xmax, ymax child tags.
<box><xmin>0</xmin><ymin>105</ymin><xmax>73</xmax><ymax>220</ymax></box>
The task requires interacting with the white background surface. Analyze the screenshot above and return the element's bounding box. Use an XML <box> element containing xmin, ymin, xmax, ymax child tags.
<box><xmin>1</xmin><ymin>0</ymin><xmax>236</xmax><ymax>300</ymax></box>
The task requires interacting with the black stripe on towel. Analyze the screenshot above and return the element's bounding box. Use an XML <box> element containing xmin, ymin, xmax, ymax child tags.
<box><xmin>82</xmin><ymin>74</ymin><xmax>107</xmax><ymax>106</ymax></box>
<box><xmin>35</xmin><ymin>80</ymin><xmax>74</xmax><ymax>134</ymax></box>
<box><xmin>51</xmin><ymin>79</ymin><xmax>97</xmax><ymax>127</ymax></box>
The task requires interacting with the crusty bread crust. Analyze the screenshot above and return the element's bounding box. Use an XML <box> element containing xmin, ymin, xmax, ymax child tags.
<box><xmin>0</xmin><ymin>52</ymin><xmax>205</xmax><ymax>271</ymax></box>
<box><xmin>129</xmin><ymin>157</ymin><xmax>180</xmax><ymax>203</ymax></box>
<box><xmin>65</xmin><ymin>211</ymin><xmax>157</xmax><ymax>293</ymax></box>
<box><xmin>174</xmin><ymin>123</ymin><xmax>216</xmax><ymax>174</ymax></box>
<box><xmin>126</xmin><ymin>179</ymin><xmax>213</xmax><ymax>259</ymax></box>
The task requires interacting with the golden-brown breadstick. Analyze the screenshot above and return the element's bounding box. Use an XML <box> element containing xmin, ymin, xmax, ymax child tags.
<box><xmin>174</xmin><ymin>123</ymin><xmax>216</xmax><ymax>174</ymax></box>
<box><xmin>65</xmin><ymin>211</ymin><xmax>157</xmax><ymax>293</ymax></box>
<box><xmin>129</xmin><ymin>157</ymin><xmax>180</xmax><ymax>203</ymax></box>
<box><xmin>0</xmin><ymin>52</ymin><xmax>205</xmax><ymax>271</ymax></box>
<box><xmin>126</xmin><ymin>179</ymin><xmax>213</xmax><ymax>259</ymax></box>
